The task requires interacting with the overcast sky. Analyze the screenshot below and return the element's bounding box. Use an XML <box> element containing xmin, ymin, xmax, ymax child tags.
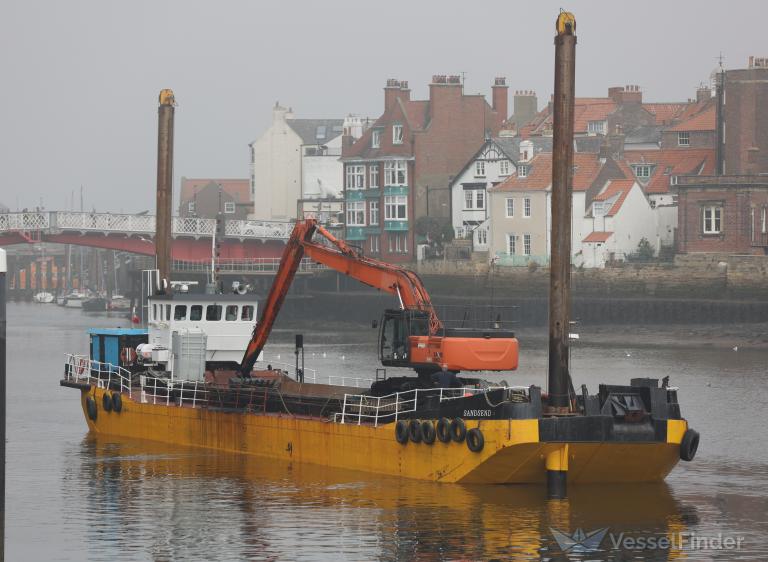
<box><xmin>0</xmin><ymin>0</ymin><xmax>763</xmax><ymax>213</ymax></box>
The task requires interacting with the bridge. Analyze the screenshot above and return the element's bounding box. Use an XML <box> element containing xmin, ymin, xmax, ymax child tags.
<box><xmin>0</xmin><ymin>211</ymin><xmax>299</xmax><ymax>260</ymax></box>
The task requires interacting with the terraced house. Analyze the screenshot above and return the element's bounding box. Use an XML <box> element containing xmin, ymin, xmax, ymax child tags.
<box><xmin>341</xmin><ymin>76</ymin><xmax>507</xmax><ymax>262</ymax></box>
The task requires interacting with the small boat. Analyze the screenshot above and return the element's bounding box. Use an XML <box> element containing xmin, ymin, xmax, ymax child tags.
<box><xmin>63</xmin><ymin>292</ymin><xmax>85</xmax><ymax>308</ymax></box>
<box><xmin>56</xmin><ymin>295</ymin><xmax>67</xmax><ymax>306</ymax></box>
<box><xmin>82</xmin><ymin>297</ymin><xmax>108</xmax><ymax>312</ymax></box>
<box><xmin>108</xmin><ymin>295</ymin><xmax>131</xmax><ymax>312</ymax></box>
<box><xmin>33</xmin><ymin>291</ymin><xmax>55</xmax><ymax>304</ymax></box>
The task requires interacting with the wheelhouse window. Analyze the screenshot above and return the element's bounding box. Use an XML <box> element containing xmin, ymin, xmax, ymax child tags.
<box><xmin>173</xmin><ymin>305</ymin><xmax>187</xmax><ymax>321</ymax></box>
<box><xmin>241</xmin><ymin>306</ymin><xmax>254</xmax><ymax>321</ymax></box>
<box><xmin>206</xmin><ymin>305</ymin><xmax>222</xmax><ymax>321</ymax></box>
<box><xmin>678</xmin><ymin>132</ymin><xmax>690</xmax><ymax>146</ymax></box>
<box><xmin>702</xmin><ymin>205</ymin><xmax>722</xmax><ymax>234</ymax></box>
<box><xmin>505</xmin><ymin>198</ymin><xmax>514</xmax><ymax>218</ymax></box>
<box><xmin>385</xmin><ymin>195</ymin><xmax>407</xmax><ymax>220</ymax></box>
<box><xmin>346</xmin><ymin>201</ymin><xmax>366</xmax><ymax>226</ymax></box>
<box><xmin>225</xmin><ymin>305</ymin><xmax>238</xmax><ymax>321</ymax></box>
<box><xmin>384</xmin><ymin>161</ymin><xmax>407</xmax><ymax>186</ymax></box>
<box><xmin>190</xmin><ymin>305</ymin><xmax>203</xmax><ymax>321</ymax></box>
<box><xmin>345</xmin><ymin>165</ymin><xmax>365</xmax><ymax>190</ymax></box>
<box><xmin>392</xmin><ymin>124</ymin><xmax>403</xmax><ymax>145</ymax></box>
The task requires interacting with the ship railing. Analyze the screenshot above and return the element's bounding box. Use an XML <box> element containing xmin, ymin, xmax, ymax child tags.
<box><xmin>261</xmin><ymin>360</ymin><xmax>373</xmax><ymax>388</ymax></box>
<box><xmin>139</xmin><ymin>376</ymin><xmax>209</xmax><ymax>408</ymax></box>
<box><xmin>334</xmin><ymin>386</ymin><xmax>531</xmax><ymax>427</ymax></box>
<box><xmin>64</xmin><ymin>354</ymin><xmax>133</xmax><ymax>398</ymax></box>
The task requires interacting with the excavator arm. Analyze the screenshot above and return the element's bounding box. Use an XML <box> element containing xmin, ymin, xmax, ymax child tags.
<box><xmin>239</xmin><ymin>218</ymin><xmax>441</xmax><ymax>376</ymax></box>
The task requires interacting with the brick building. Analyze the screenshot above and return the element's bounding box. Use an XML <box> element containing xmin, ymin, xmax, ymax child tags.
<box><xmin>340</xmin><ymin>76</ymin><xmax>506</xmax><ymax>262</ymax></box>
<box><xmin>179</xmin><ymin>178</ymin><xmax>251</xmax><ymax>220</ymax></box>
<box><xmin>677</xmin><ymin>175</ymin><xmax>768</xmax><ymax>254</ymax></box>
<box><xmin>723</xmin><ymin>56</ymin><xmax>768</xmax><ymax>175</ymax></box>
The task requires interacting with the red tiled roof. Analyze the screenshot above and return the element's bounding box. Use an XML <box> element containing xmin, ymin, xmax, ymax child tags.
<box><xmin>490</xmin><ymin>152</ymin><xmax>604</xmax><ymax>193</ymax></box>
<box><xmin>667</xmin><ymin>105</ymin><xmax>716</xmax><ymax>132</ymax></box>
<box><xmin>583</xmin><ymin>231</ymin><xmax>613</xmax><ymax>243</ymax></box>
<box><xmin>180</xmin><ymin>179</ymin><xmax>251</xmax><ymax>203</ymax></box>
<box><xmin>623</xmin><ymin>149</ymin><xmax>714</xmax><ymax>194</ymax></box>
<box><xmin>527</xmin><ymin>99</ymin><xmax>617</xmax><ymax>135</ymax></box>
<box><xmin>642</xmin><ymin>103</ymin><xmax>689</xmax><ymax>125</ymax></box>
<box><xmin>594</xmin><ymin>179</ymin><xmax>635</xmax><ymax>215</ymax></box>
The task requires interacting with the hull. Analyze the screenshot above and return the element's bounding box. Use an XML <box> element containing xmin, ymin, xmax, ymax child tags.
<box><xmin>77</xmin><ymin>385</ymin><xmax>686</xmax><ymax>484</ymax></box>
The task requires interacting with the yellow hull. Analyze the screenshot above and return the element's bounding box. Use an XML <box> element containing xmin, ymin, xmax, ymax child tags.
<box><xmin>79</xmin><ymin>386</ymin><xmax>687</xmax><ymax>484</ymax></box>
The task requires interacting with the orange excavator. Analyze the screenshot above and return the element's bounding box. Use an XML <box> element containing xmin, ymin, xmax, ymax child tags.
<box><xmin>239</xmin><ymin>219</ymin><xmax>518</xmax><ymax>378</ymax></box>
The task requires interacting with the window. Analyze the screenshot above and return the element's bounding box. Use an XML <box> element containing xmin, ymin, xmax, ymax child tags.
<box><xmin>465</xmin><ymin>190</ymin><xmax>474</xmax><ymax>210</ymax></box>
<box><xmin>702</xmin><ymin>205</ymin><xmax>722</xmax><ymax>234</ymax></box>
<box><xmin>224</xmin><ymin>201</ymin><xmax>236</xmax><ymax>214</ymax></box>
<box><xmin>523</xmin><ymin>234</ymin><xmax>531</xmax><ymax>256</ymax></box>
<box><xmin>763</xmin><ymin>207</ymin><xmax>767</xmax><ymax>234</ymax></box>
<box><xmin>346</xmin><ymin>201</ymin><xmax>366</xmax><ymax>226</ymax></box>
<box><xmin>507</xmin><ymin>233</ymin><xmax>517</xmax><ymax>255</ymax></box>
<box><xmin>166</xmin><ymin>304</ymin><xmax>171</xmax><ymax>321</ymax></box>
<box><xmin>518</xmin><ymin>164</ymin><xmax>529</xmax><ymax>178</ymax></box>
<box><xmin>385</xmin><ymin>195</ymin><xmax>407</xmax><ymax>220</ymax></box>
<box><xmin>499</xmin><ymin>160</ymin><xmax>511</xmax><ymax>176</ymax></box>
<box><xmin>384</xmin><ymin>161</ymin><xmax>407</xmax><ymax>186</ymax></box>
<box><xmin>241</xmin><ymin>305</ymin><xmax>254</xmax><ymax>321</ymax></box>
<box><xmin>524</xmin><ymin>198</ymin><xmax>531</xmax><ymax>218</ymax></box>
<box><xmin>370</xmin><ymin>235</ymin><xmax>380</xmax><ymax>254</ymax></box>
<box><xmin>190</xmin><ymin>305</ymin><xmax>203</xmax><ymax>321</ymax></box>
<box><xmin>588</xmin><ymin>120</ymin><xmax>606</xmax><ymax>134</ymax></box>
<box><xmin>633</xmin><ymin>165</ymin><xmax>652</xmax><ymax>179</ymax></box>
<box><xmin>346</xmin><ymin>165</ymin><xmax>365</xmax><ymax>189</ymax></box>
<box><xmin>476</xmin><ymin>190</ymin><xmax>485</xmax><ymax>209</ymax></box>
<box><xmin>188</xmin><ymin>201</ymin><xmax>196</xmax><ymax>213</ymax></box>
<box><xmin>369</xmin><ymin>201</ymin><xmax>379</xmax><ymax>225</ymax></box>
<box><xmin>477</xmin><ymin>228</ymin><xmax>487</xmax><ymax>245</ymax></box>
<box><xmin>505</xmin><ymin>198</ymin><xmax>514</xmax><ymax>218</ymax></box>
<box><xmin>206</xmin><ymin>305</ymin><xmax>222</xmax><ymax>321</ymax></box>
<box><xmin>372</xmin><ymin>129</ymin><xmax>382</xmax><ymax>148</ymax></box>
<box><xmin>465</xmin><ymin>189</ymin><xmax>485</xmax><ymax>210</ymax></box>
<box><xmin>475</xmin><ymin>161</ymin><xmax>486</xmax><ymax>177</ymax></box>
<box><xmin>670</xmin><ymin>175</ymin><xmax>678</xmax><ymax>186</ymax></box>
<box><xmin>593</xmin><ymin>202</ymin><xmax>605</xmax><ymax>218</ymax></box>
<box><xmin>678</xmin><ymin>132</ymin><xmax>690</xmax><ymax>146</ymax></box>
<box><xmin>173</xmin><ymin>305</ymin><xmax>187</xmax><ymax>321</ymax></box>
<box><xmin>392</xmin><ymin>124</ymin><xmax>403</xmax><ymax>144</ymax></box>
<box><xmin>369</xmin><ymin>164</ymin><xmax>379</xmax><ymax>188</ymax></box>
<box><xmin>394</xmin><ymin>232</ymin><xmax>408</xmax><ymax>253</ymax></box>
<box><xmin>225</xmin><ymin>305</ymin><xmax>238</xmax><ymax>321</ymax></box>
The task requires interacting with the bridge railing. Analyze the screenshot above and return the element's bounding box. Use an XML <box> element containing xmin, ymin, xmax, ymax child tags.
<box><xmin>0</xmin><ymin>211</ymin><xmax>297</xmax><ymax>241</ymax></box>
<box><xmin>172</xmin><ymin>258</ymin><xmax>326</xmax><ymax>273</ymax></box>
<box><xmin>0</xmin><ymin>212</ymin><xmax>50</xmax><ymax>232</ymax></box>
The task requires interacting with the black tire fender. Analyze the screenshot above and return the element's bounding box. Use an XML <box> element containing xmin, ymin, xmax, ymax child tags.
<box><xmin>102</xmin><ymin>392</ymin><xmax>113</xmax><ymax>412</ymax></box>
<box><xmin>436</xmin><ymin>417</ymin><xmax>452</xmax><ymax>443</ymax></box>
<box><xmin>395</xmin><ymin>420</ymin><xmax>409</xmax><ymax>444</ymax></box>
<box><xmin>680</xmin><ymin>428</ymin><xmax>700</xmax><ymax>462</ymax></box>
<box><xmin>86</xmin><ymin>396</ymin><xmax>97</xmax><ymax>422</ymax></box>
<box><xmin>421</xmin><ymin>421</ymin><xmax>436</xmax><ymax>445</ymax></box>
<box><xmin>408</xmin><ymin>419</ymin><xmax>423</xmax><ymax>443</ymax></box>
<box><xmin>111</xmin><ymin>392</ymin><xmax>123</xmax><ymax>413</ymax></box>
<box><xmin>466</xmin><ymin>428</ymin><xmax>485</xmax><ymax>453</ymax></box>
<box><xmin>450</xmin><ymin>418</ymin><xmax>467</xmax><ymax>442</ymax></box>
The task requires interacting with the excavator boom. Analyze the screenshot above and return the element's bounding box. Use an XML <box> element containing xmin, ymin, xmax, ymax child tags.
<box><xmin>239</xmin><ymin>218</ymin><xmax>518</xmax><ymax>376</ymax></box>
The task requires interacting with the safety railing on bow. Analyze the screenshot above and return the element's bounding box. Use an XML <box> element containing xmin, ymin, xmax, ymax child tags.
<box><xmin>64</xmin><ymin>354</ymin><xmax>133</xmax><ymax>398</ymax></box>
<box><xmin>261</xmin><ymin>359</ymin><xmax>373</xmax><ymax>388</ymax></box>
<box><xmin>334</xmin><ymin>386</ymin><xmax>531</xmax><ymax>426</ymax></box>
<box><xmin>140</xmin><ymin>375</ymin><xmax>209</xmax><ymax>407</ymax></box>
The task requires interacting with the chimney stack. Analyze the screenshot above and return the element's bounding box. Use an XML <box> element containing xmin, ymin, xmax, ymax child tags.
<box><xmin>384</xmin><ymin>79</ymin><xmax>410</xmax><ymax>109</ymax></box>
<box><xmin>608</xmin><ymin>85</ymin><xmax>642</xmax><ymax>105</ymax></box>
<box><xmin>492</xmin><ymin>77</ymin><xmax>509</xmax><ymax>127</ymax></box>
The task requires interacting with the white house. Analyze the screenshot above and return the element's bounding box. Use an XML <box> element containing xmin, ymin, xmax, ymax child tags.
<box><xmin>450</xmin><ymin>137</ymin><xmax>551</xmax><ymax>251</ymax></box>
<box><xmin>581</xmin><ymin>179</ymin><xmax>657</xmax><ymax>267</ymax></box>
<box><xmin>249</xmin><ymin>103</ymin><xmax>345</xmax><ymax>221</ymax></box>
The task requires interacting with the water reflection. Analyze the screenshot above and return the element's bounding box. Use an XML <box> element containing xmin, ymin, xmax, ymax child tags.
<box><xmin>66</xmin><ymin>435</ymin><xmax>701</xmax><ymax>561</ymax></box>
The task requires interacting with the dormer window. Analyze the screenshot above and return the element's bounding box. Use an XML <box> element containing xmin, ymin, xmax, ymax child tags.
<box><xmin>372</xmin><ymin>129</ymin><xmax>382</xmax><ymax>148</ymax></box>
<box><xmin>588</xmin><ymin>120</ymin><xmax>606</xmax><ymax>135</ymax></box>
<box><xmin>392</xmin><ymin>124</ymin><xmax>403</xmax><ymax>145</ymax></box>
<box><xmin>593</xmin><ymin>201</ymin><xmax>605</xmax><ymax>217</ymax></box>
<box><xmin>678</xmin><ymin>132</ymin><xmax>690</xmax><ymax>146</ymax></box>
<box><xmin>633</xmin><ymin>164</ymin><xmax>652</xmax><ymax>179</ymax></box>
<box><xmin>518</xmin><ymin>164</ymin><xmax>529</xmax><ymax>178</ymax></box>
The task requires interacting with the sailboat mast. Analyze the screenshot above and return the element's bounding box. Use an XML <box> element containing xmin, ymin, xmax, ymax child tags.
<box><xmin>547</xmin><ymin>12</ymin><xmax>577</xmax><ymax>412</ymax></box>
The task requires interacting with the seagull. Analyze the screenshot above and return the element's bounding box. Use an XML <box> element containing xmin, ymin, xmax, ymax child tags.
<box><xmin>322</xmin><ymin>352</ymin><xmax>327</xmax><ymax>358</ymax></box>
<box><xmin>625</xmin><ymin>352</ymin><xmax>632</xmax><ymax>357</ymax></box>
<box><xmin>341</xmin><ymin>355</ymin><xmax>346</xmax><ymax>360</ymax></box>
<box><xmin>733</xmin><ymin>346</ymin><xmax>738</xmax><ymax>352</ymax></box>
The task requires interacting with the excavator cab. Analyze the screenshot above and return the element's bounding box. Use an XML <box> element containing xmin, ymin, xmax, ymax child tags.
<box><xmin>379</xmin><ymin>309</ymin><xmax>430</xmax><ymax>367</ymax></box>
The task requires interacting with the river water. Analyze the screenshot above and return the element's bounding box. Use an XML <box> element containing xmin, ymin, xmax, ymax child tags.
<box><xmin>6</xmin><ymin>302</ymin><xmax>768</xmax><ymax>561</ymax></box>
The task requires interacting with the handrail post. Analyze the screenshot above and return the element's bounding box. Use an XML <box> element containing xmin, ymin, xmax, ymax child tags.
<box><xmin>341</xmin><ymin>394</ymin><xmax>347</xmax><ymax>424</ymax></box>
